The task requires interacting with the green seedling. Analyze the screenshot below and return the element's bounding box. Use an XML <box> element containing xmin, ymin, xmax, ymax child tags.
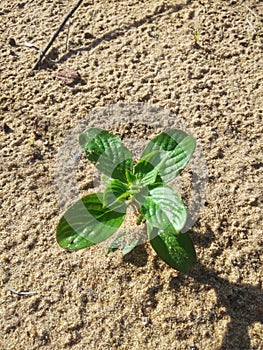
<box><xmin>193</xmin><ymin>25</ymin><xmax>203</xmax><ymax>44</ymax></box>
<box><xmin>56</xmin><ymin>128</ymin><xmax>197</xmax><ymax>272</ymax></box>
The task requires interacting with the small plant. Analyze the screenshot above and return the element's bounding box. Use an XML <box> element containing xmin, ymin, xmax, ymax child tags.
<box><xmin>56</xmin><ymin>128</ymin><xmax>197</xmax><ymax>272</ymax></box>
<box><xmin>193</xmin><ymin>25</ymin><xmax>203</xmax><ymax>45</ymax></box>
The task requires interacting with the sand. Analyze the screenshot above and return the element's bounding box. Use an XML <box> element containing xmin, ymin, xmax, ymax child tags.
<box><xmin>1</xmin><ymin>0</ymin><xmax>262</xmax><ymax>349</ymax></box>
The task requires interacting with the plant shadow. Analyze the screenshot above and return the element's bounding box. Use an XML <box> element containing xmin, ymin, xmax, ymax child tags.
<box><xmin>169</xmin><ymin>230</ymin><xmax>262</xmax><ymax>349</ymax></box>
<box><xmin>123</xmin><ymin>243</ymin><xmax>148</xmax><ymax>267</ymax></box>
<box><xmin>57</xmin><ymin>1</ymin><xmax>192</xmax><ymax>64</ymax></box>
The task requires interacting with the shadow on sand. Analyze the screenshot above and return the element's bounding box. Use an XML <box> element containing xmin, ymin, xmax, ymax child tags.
<box><xmin>57</xmin><ymin>1</ymin><xmax>192</xmax><ymax>64</ymax></box>
<box><xmin>123</xmin><ymin>227</ymin><xmax>262</xmax><ymax>349</ymax></box>
<box><xmin>168</xmin><ymin>229</ymin><xmax>262</xmax><ymax>350</ymax></box>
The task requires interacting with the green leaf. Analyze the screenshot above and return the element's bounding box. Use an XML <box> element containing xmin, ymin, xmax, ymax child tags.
<box><xmin>79</xmin><ymin>128</ymin><xmax>133</xmax><ymax>183</ymax></box>
<box><xmin>140</xmin><ymin>183</ymin><xmax>187</xmax><ymax>233</ymax></box>
<box><xmin>56</xmin><ymin>193</ymin><xmax>126</xmax><ymax>250</ymax></box>
<box><xmin>135</xmin><ymin>129</ymin><xmax>195</xmax><ymax>184</ymax></box>
<box><xmin>149</xmin><ymin>227</ymin><xmax>196</xmax><ymax>273</ymax></box>
<box><xmin>134</xmin><ymin>151</ymin><xmax>160</xmax><ymax>185</ymax></box>
<box><xmin>103</xmin><ymin>179</ymin><xmax>131</xmax><ymax>208</ymax></box>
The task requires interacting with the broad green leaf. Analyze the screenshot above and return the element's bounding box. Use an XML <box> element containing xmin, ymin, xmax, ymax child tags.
<box><xmin>134</xmin><ymin>151</ymin><xmax>159</xmax><ymax>185</ymax></box>
<box><xmin>140</xmin><ymin>183</ymin><xmax>187</xmax><ymax>233</ymax></box>
<box><xmin>79</xmin><ymin>128</ymin><xmax>133</xmax><ymax>183</ymax></box>
<box><xmin>56</xmin><ymin>193</ymin><xmax>126</xmax><ymax>250</ymax></box>
<box><xmin>103</xmin><ymin>179</ymin><xmax>130</xmax><ymax>208</ymax></box>
<box><xmin>149</xmin><ymin>227</ymin><xmax>196</xmax><ymax>273</ymax></box>
<box><xmin>135</xmin><ymin>129</ymin><xmax>195</xmax><ymax>184</ymax></box>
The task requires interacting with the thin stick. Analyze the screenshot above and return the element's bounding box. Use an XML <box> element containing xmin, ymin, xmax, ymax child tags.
<box><xmin>32</xmin><ymin>0</ymin><xmax>84</xmax><ymax>70</ymax></box>
<box><xmin>5</xmin><ymin>286</ymin><xmax>38</xmax><ymax>296</ymax></box>
<box><xmin>245</xmin><ymin>5</ymin><xmax>257</xmax><ymax>17</ymax></box>
<box><xmin>246</xmin><ymin>18</ymin><xmax>256</xmax><ymax>33</ymax></box>
<box><xmin>65</xmin><ymin>22</ymin><xmax>71</xmax><ymax>52</ymax></box>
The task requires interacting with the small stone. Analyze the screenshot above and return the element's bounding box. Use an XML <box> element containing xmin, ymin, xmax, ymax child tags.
<box><xmin>141</xmin><ymin>317</ymin><xmax>151</xmax><ymax>326</ymax></box>
<box><xmin>189</xmin><ymin>344</ymin><xmax>198</xmax><ymax>350</ymax></box>
<box><xmin>53</xmin><ymin>68</ymin><xmax>80</xmax><ymax>86</ymax></box>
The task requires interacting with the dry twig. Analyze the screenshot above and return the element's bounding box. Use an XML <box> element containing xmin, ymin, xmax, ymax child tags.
<box><xmin>32</xmin><ymin>0</ymin><xmax>84</xmax><ymax>70</ymax></box>
<box><xmin>5</xmin><ymin>286</ymin><xmax>38</xmax><ymax>296</ymax></box>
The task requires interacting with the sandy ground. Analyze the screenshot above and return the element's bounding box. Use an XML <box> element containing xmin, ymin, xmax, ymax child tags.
<box><xmin>1</xmin><ymin>0</ymin><xmax>263</xmax><ymax>349</ymax></box>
